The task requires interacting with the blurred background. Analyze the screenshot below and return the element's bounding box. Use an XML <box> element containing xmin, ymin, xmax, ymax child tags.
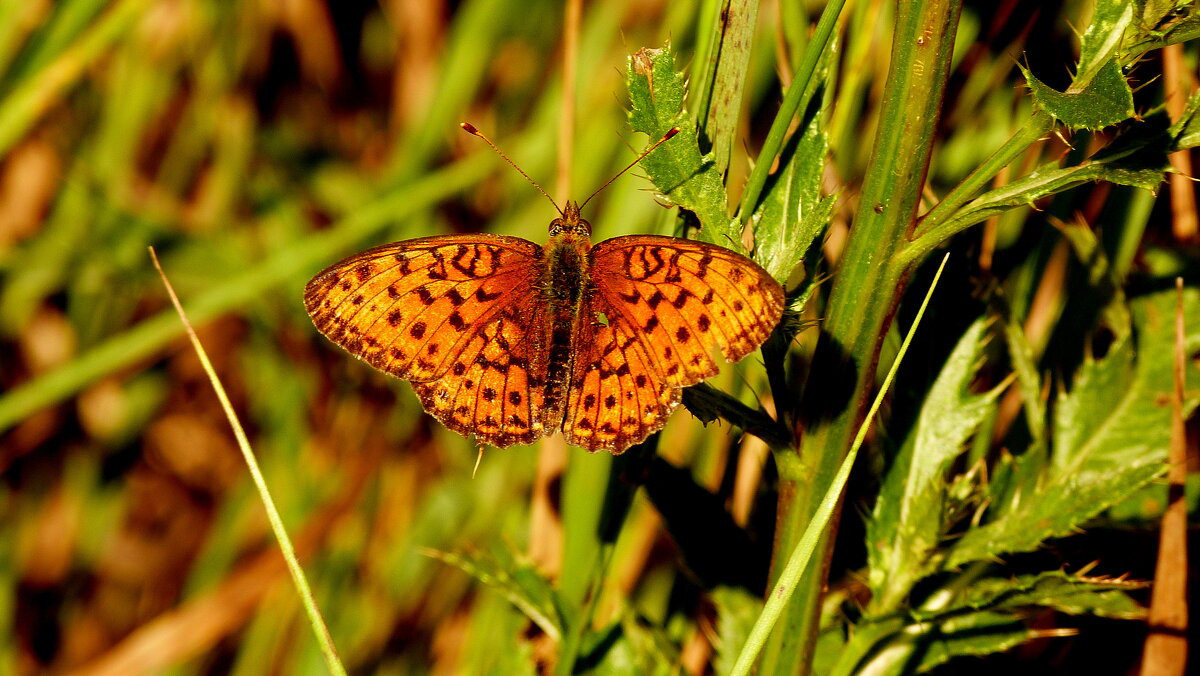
<box><xmin>0</xmin><ymin>0</ymin><xmax>1194</xmax><ymax>674</ymax></box>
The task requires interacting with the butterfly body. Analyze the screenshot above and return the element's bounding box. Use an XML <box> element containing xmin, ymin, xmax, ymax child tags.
<box><xmin>536</xmin><ymin>201</ymin><xmax>594</xmax><ymax>443</ymax></box>
<box><xmin>305</xmin><ymin>201</ymin><xmax>784</xmax><ymax>453</ymax></box>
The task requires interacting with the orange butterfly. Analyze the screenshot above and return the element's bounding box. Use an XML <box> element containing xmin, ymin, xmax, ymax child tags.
<box><xmin>305</xmin><ymin>126</ymin><xmax>784</xmax><ymax>453</ymax></box>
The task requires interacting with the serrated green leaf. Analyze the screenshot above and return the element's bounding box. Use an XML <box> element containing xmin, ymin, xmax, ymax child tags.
<box><xmin>846</xmin><ymin>571</ymin><xmax>1145</xmax><ymax>675</ymax></box>
<box><xmin>868</xmin><ymin>320</ymin><xmax>1005</xmax><ymax>611</ymax></box>
<box><xmin>1054</xmin><ymin>288</ymin><xmax>1199</xmax><ymax>478</ymax></box>
<box><xmin>847</xmin><ymin>612</ymin><xmax>1028</xmax><ymax>676</ymax></box>
<box><xmin>1020</xmin><ymin>0</ymin><xmax>1134</xmax><ymax>131</ymax></box>
<box><xmin>1002</xmin><ymin>314</ymin><xmax>1046</xmax><ymax>444</ymax></box>
<box><xmin>921</xmin><ymin>571</ymin><xmax>1147</xmax><ymax>621</ymax></box>
<box><xmin>627</xmin><ymin>45</ymin><xmax>735</xmax><ymax>246</ymax></box>
<box><xmin>1022</xmin><ymin>59</ymin><xmax>1134</xmax><ymax>131</ymax></box>
<box><xmin>1170</xmin><ymin>90</ymin><xmax>1200</xmax><ymax>150</ymax></box>
<box><xmin>753</xmin><ymin>89</ymin><xmax>832</xmax><ymax>282</ymax></box>
<box><xmin>942</xmin><ymin>116</ymin><xmax>1172</xmax><ymax>232</ymax></box>
<box><xmin>425</xmin><ymin>547</ymin><xmax>565</xmax><ymax>641</ymax></box>
<box><xmin>950</xmin><ymin>459</ymin><xmax>1165</xmax><ymax>569</ymax></box>
<box><xmin>947</xmin><ymin>288</ymin><xmax>1200</xmax><ymax>568</ymax></box>
<box><xmin>712</xmin><ymin>586</ymin><xmax>762</xmax><ymax>676</ymax></box>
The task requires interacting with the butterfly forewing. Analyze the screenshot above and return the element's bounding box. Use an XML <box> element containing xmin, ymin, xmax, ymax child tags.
<box><xmin>561</xmin><ymin>236</ymin><xmax>785</xmax><ymax>451</ymax></box>
<box><xmin>304</xmin><ymin>234</ymin><xmax>556</xmax><ymax>447</ymax></box>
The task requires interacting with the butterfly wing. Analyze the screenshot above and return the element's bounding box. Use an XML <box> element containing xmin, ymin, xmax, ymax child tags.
<box><xmin>562</xmin><ymin>235</ymin><xmax>784</xmax><ymax>452</ymax></box>
<box><xmin>304</xmin><ymin>234</ymin><xmax>554</xmax><ymax>447</ymax></box>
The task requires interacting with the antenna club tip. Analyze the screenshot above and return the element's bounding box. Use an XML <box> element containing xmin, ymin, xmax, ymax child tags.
<box><xmin>460</xmin><ymin>122</ymin><xmax>479</xmax><ymax>134</ymax></box>
<box><xmin>665</xmin><ymin>127</ymin><xmax>681</xmax><ymax>139</ymax></box>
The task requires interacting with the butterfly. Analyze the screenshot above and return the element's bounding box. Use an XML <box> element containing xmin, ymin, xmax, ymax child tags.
<box><xmin>304</xmin><ymin>126</ymin><xmax>785</xmax><ymax>453</ymax></box>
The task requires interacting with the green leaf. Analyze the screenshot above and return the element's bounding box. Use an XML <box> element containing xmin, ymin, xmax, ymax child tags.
<box><xmin>712</xmin><ymin>586</ymin><xmax>763</xmax><ymax>676</ymax></box>
<box><xmin>867</xmin><ymin>320</ymin><xmax>1005</xmax><ymax>611</ymax></box>
<box><xmin>909</xmin><ymin>613</ymin><xmax>1032</xmax><ymax>673</ymax></box>
<box><xmin>1077</xmin><ymin>0</ymin><xmax>1135</xmax><ymax>79</ymax></box>
<box><xmin>1001</xmin><ymin>313</ymin><xmax>1046</xmax><ymax>445</ymax></box>
<box><xmin>1170</xmin><ymin>90</ymin><xmax>1200</xmax><ymax>150</ymax></box>
<box><xmin>923</xmin><ymin>571</ymin><xmax>1148</xmax><ymax>621</ymax></box>
<box><xmin>425</xmin><ymin>546</ymin><xmax>565</xmax><ymax>641</ymax></box>
<box><xmin>628</xmin><ymin>45</ymin><xmax>735</xmax><ymax>246</ymax></box>
<box><xmin>1021</xmin><ymin>0</ymin><xmax>1135</xmax><ymax>130</ymax></box>
<box><xmin>938</xmin><ymin>114</ymin><xmax>1173</xmax><ymax>234</ymax></box>
<box><xmin>847</xmin><ymin>571</ymin><xmax>1145</xmax><ymax>675</ymax></box>
<box><xmin>946</xmin><ymin>288</ymin><xmax>1200</xmax><ymax>568</ymax></box>
<box><xmin>752</xmin><ymin>84</ymin><xmax>832</xmax><ymax>282</ymax></box>
<box><xmin>1052</xmin><ymin>289</ymin><xmax>1199</xmax><ymax>479</ymax></box>
<box><xmin>1022</xmin><ymin>59</ymin><xmax>1134</xmax><ymax>131</ymax></box>
<box><xmin>949</xmin><ymin>457</ymin><xmax>1165</xmax><ymax>569</ymax></box>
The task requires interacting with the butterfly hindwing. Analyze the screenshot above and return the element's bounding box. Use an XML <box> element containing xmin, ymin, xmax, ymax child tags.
<box><xmin>561</xmin><ymin>305</ymin><xmax>680</xmax><ymax>451</ymax></box>
<box><xmin>561</xmin><ymin>235</ymin><xmax>784</xmax><ymax>451</ymax></box>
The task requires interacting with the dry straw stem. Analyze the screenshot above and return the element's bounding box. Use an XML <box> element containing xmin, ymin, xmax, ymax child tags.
<box><xmin>1162</xmin><ymin>43</ymin><xmax>1198</xmax><ymax>242</ymax></box>
<box><xmin>1138</xmin><ymin>277</ymin><xmax>1191</xmax><ymax>676</ymax></box>
<box><xmin>148</xmin><ymin>247</ymin><xmax>347</xmax><ymax>676</ymax></box>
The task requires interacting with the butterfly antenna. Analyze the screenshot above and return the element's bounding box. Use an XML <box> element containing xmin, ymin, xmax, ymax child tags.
<box><xmin>460</xmin><ymin>122</ymin><xmax>564</xmax><ymax>216</ymax></box>
<box><xmin>579</xmin><ymin>127</ymin><xmax>680</xmax><ymax>211</ymax></box>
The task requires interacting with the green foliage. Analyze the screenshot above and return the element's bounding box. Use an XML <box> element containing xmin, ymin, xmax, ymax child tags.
<box><xmin>867</xmin><ymin>320</ymin><xmax>1007</xmax><ymax>612</ymax></box>
<box><xmin>426</xmin><ymin>547</ymin><xmax>565</xmax><ymax>642</ymax></box>
<box><xmin>752</xmin><ymin>63</ymin><xmax>833</xmax><ymax>283</ymax></box>
<box><xmin>627</xmin><ymin>46</ymin><xmax>735</xmax><ymax>246</ymax></box>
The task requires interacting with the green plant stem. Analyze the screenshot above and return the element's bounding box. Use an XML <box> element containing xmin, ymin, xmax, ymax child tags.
<box><xmin>736</xmin><ymin>0</ymin><xmax>847</xmax><ymax>219</ymax></box>
<box><xmin>901</xmin><ymin>109</ymin><xmax>1056</xmax><ymax>265</ymax></box>
<box><xmin>698</xmin><ymin>0</ymin><xmax>760</xmax><ymax>178</ymax></box>
<box><xmin>760</xmin><ymin>2</ymin><xmax>963</xmax><ymax>673</ymax></box>
<box><xmin>731</xmin><ymin>256</ymin><xmax>949</xmax><ymax>676</ymax></box>
<box><xmin>0</xmin><ymin>156</ymin><xmax>488</xmax><ymax>433</ymax></box>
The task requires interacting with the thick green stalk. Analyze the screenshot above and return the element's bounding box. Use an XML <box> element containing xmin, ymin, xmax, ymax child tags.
<box><xmin>759</xmin><ymin>1</ymin><xmax>964</xmax><ymax>673</ymax></box>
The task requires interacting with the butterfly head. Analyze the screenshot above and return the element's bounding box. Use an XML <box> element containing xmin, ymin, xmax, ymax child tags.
<box><xmin>549</xmin><ymin>200</ymin><xmax>592</xmax><ymax>237</ymax></box>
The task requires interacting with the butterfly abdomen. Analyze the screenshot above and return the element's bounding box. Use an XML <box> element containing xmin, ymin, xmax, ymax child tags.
<box><xmin>540</xmin><ymin>233</ymin><xmax>592</xmax><ymax>430</ymax></box>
